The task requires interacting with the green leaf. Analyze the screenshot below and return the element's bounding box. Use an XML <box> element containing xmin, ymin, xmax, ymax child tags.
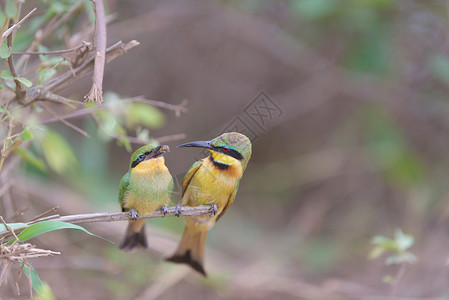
<box><xmin>9</xmin><ymin>221</ymin><xmax>104</xmax><ymax>244</ymax></box>
<box><xmin>368</xmin><ymin>245</ymin><xmax>385</xmax><ymax>260</ymax></box>
<box><xmin>371</xmin><ymin>235</ymin><xmax>398</xmax><ymax>252</ymax></box>
<box><xmin>5</xmin><ymin>0</ymin><xmax>17</xmax><ymax>18</ymax></box>
<box><xmin>20</xmin><ymin>128</ymin><xmax>33</xmax><ymax>141</ymax></box>
<box><xmin>0</xmin><ymin>222</ymin><xmax>27</xmax><ymax>233</ymax></box>
<box><xmin>0</xmin><ymin>41</ymin><xmax>12</xmax><ymax>59</ymax></box>
<box><xmin>0</xmin><ymin>69</ymin><xmax>14</xmax><ymax>80</ymax></box>
<box><xmin>14</xmin><ymin>147</ymin><xmax>47</xmax><ymax>172</ymax></box>
<box><xmin>33</xmin><ymin>282</ymin><xmax>56</xmax><ymax>300</ymax></box>
<box><xmin>382</xmin><ymin>275</ymin><xmax>394</xmax><ymax>285</ymax></box>
<box><xmin>40</xmin><ymin>129</ymin><xmax>77</xmax><ymax>174</ymax></box>
<box><xmin>394</xmin><ymin>228</ymin><xmax>414</xmax><ymax>251</ymax></box>
<box><xmin>16</xmin><ymin>76</ymin><xmax>33</xmax><ymax>87</ymax></box>
<box><xmin>126</xmin><ymin>103</ymin><xmax>165</xmax><ymax>129</ymax></box>
<box><xmin>21</xmin><ymin>260</ymin><xmax>44</xmax><ymax>295</ymax></box>
<box><xmin>38</xmin><ymin>68</ymin><xmax>56</xmax><ymax>83</ymax></box>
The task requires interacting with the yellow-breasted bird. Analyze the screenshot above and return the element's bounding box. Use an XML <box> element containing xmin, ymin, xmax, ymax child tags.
<box><xmin>166</xmin><ymin>132</ymin><xmax>252</xmax><ymax>276</ymax></box>
<box><xmin>119</xmin><ymin>144</ymin><xmax>174</xmax><ymax>251</ymax></box>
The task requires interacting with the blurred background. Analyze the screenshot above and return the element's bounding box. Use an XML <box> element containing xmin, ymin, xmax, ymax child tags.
<box><xmin>3</xmin><ymin>0</ymin><xmax>449</xmax><ymax>299</ymax></box>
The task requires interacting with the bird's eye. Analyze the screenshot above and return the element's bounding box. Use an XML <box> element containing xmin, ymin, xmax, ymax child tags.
<box><xmin>137</xmin><ymin>154</ymin><xmax>145</xmax><ymax>161</ymax></box>
<box><xmin>222</xmin><ymin>148</ymin><xmax>230</xmax><ymax>153</ymax></box>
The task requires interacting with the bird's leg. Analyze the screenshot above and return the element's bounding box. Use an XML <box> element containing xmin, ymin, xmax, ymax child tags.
<box><xmin>175</xmin><ymin>203</ymin><xmax>182</xmax><ymax>217</ymax></box>
<box><xmin>209</xmin><ymin>204</ymin><xmax>217</xmax><ymax>217</ymax></box>
<box><xmin>161</xmin><ymin>205</ymin><xmax>168</xmax><ymax>216</ymax></box>
<box><xmin>130</xmin><ymin>209</ymin><xmax>139</xmax><ymax>220</ymax></box>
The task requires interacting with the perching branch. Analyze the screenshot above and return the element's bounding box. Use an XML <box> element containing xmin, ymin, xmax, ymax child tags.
<box><xmin>0</xmin><ymin>205</ymin><xmax>215</xmax><ymax>239</ymax></box>
<box><xmin>84</xmin><ymin>0</ymin><xmax>107</xmax><ymax>104</ymax></box>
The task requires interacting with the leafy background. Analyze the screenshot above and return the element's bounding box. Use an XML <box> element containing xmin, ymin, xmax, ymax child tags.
<box><xmin>2</xmin><ymin>0</ymin><xmax>449</xmax><ymax>299</ymax></box>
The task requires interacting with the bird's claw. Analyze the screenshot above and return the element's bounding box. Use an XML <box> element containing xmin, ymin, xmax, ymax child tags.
<box><xmin>175</xmin><ymin>203</ymin><xmax>182</xmax><ymax>217</ymax></box>
<box><xmin>209</xmin><ymin>204</ymin><xmax>217</xmax><ymax>217</ymax></box>
<box><xmin>161</xmin><ymin>205</ymin><xmax>168</xmax><ymax>216</ymax></box>
<box><xmin>130</xmin><ymin>209</ymin><xmax>139</xmax><ymax>220</ymax></box>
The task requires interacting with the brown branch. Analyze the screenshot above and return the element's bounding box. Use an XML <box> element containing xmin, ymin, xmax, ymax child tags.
<box><xmin>41</xmin><ymin>95</ymin><xmax>186</xmax><ymax>124</ymax></box>
<box><xmin>12</xmin><ymin>41</ymin><xmax>92</xmax><ymax>55</ymax></box>
<box><xmin>84</xmin><ymin>0</ymin><xmax>107</xmax><ymax>104</ymax></box>
<box><xmin>16</xmin><ymin>0</ymin><xmax>84</xmax><ymax>69</ymax></box>
<box><xmin>6</xmin><ymin>20</ymin><xmax>26</xmax><ymax>104</ymax></box>
<box><xmin>45</xmin><ymin>40</ymin><xmax>139</xmax><ymax>92</ymax></box>
<box><xmin>22</xmin><ymin>87</ymin><xmax>81</xmax><ymax>107</ymax></box>
<box><xmin>0</xmin><ymin>8</ymin><xmax>36</xmax><ymax>46</ymax></box>
<box><xmin>0</xmin><ymin>205</ymin><xmax>215</xmax><ymax>239</ymax></box>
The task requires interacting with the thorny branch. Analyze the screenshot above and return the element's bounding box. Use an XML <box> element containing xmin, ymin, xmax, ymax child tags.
<box><xmin>84</xmin><ymin>0</ymin><xmax>107</xmax><ymax>104</ymax></box>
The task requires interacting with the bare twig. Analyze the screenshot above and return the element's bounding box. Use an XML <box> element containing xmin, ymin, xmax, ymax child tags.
<box><xmin>6</xmin><ymin>20</ymin><xmax>26</xmax><ymax>104</ymax></box>
<box><xmin>84</xmin><ymin>0</ymin><xmax>107</xmax><ymax>104</ymax></box>
<box><xmin>0</xmin><ymin>205</ymin><xmax>215</xmax><ymax>239</ymax></box>
<box><xmin>27</xmin><ymin>206</ymin><xmax>59</xmax><ymax>223</ymax></box>
<box><xmin>0</xmin><ymin>8</ymin><xmax>36</xmax><ymax>45</ymax></box>
<box><xmin>42</xmin><ymin>105</ymin><xmax>91</xmax><ymax>138</ymax></box>
<box><xmin>16</xmin><ymin>0</ymin><xmax>84</xmax><ymax>69</ymax></box>
<box><xmin>22</xmin><ymin>87</ymin><xmax>81</xmax><ymax>107</ymax></box>
<box><xmin>45</xmin><ymin>40</ymin><xmax>139</xmax><ymax>92</ymax></box>
<box><xmin>12</xmin><ymin>41</ymin><xmax>92</xmax><ymax>55</ymax></box>
<box><xmin>41</xmin><ymin>95</ymin><xmax>186</xmax><ymax>124</ymax></box>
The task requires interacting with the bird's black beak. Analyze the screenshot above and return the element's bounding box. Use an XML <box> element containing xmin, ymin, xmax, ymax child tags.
<box><xmin>177</xmin><ymin>141</ymin><xmax>212</xmax><ymax>149</ymax></box>
<box><xmin>148</xmin><ymin>145</ymin><xmax>170</xmax><ymax>158</ymax></box>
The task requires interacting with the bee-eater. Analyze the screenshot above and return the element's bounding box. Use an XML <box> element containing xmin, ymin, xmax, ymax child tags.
<box><xmin>119</xmin><ymin>144</ymin><xmax>174</xmax><ymax>251</ymax></box>
<box><xmin>166</xmin><ymin>132</ymin><xmax>252</xmax><ymax>276</ymax></box>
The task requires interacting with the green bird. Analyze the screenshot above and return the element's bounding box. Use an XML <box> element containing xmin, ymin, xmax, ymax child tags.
<box><xmin>119</xmin><ymin>144</ymin><xmax>174</xmax><ymax>251</ymax></box>
<box><xmin>167</xmin><ymin>132</ymin><xmax>252</xmax><ymax>276</ymax></box>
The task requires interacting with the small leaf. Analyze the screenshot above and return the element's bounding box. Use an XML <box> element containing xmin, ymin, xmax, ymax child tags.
<box><xmin>382</xmin><ymin>275</ymin><xmax>395</xmax><ymax>285</ymax></box>
<box><xmin>21</xmin><ymin>261</ymin><xmax>44</xmax><ymax>295</ymax></box>
<box><xmin>0</xmin><ymin>69</ymin><xmax>14</xmax><ymax>80</ymax></box>
<box><xmin>40</xmin><ymin>129</ymin><xmax>77</xmax><ymax>174</ymax></box>
<box><xmin>394</xmin><ymin>228</ymin><xmax>414</xmax><ymax>251</ymax></box>
<box><xmin>33</xmin><ymin>282</ymin><xmax>56</xmax><ymax>300</ymax></box>
<box><xmin>385</xmin><ymin>253</ymin><xmax>403</xmax><ymax>265</ymax></box>
<box><xmin>14</xmin><ymin>147</ymin><xmax>47</xmax><ymax>172</ymax></box>
<box><xmin>9</xmin><ymin>221</ymin><xmax>105</xmax><ymax>244</ymax></box>
<box><xmin>20</xmin><ymin>128</ymin><xmax>33</xmax><ymax>141</ymax></box>
<box><xmin>126</xmin><ymin>103</ymin><xmax>165</xmax><ymax>129</ymax></box>
<box><xmin>368</xmin><ymin>245</ymin><xmax>385</xmax><ymax>260</ymax></box>
<box><xmin>16</xmin><ymin>77</ymin><xmax>33</xmax><ymax>87</ymax></box>
<box><xmin>371</xmin><ymin>235</ymin><xmax>398</xmax><ymax>252</ymax></box>
<box><xmin>38</xmin><ymin>68</ymin><xmax>56</xmax><ymax>83</ymax></box>
<box><xmin>0</xmin><ymin>42</ymin><xmax>12</xmax><ymax>59</ymax></box>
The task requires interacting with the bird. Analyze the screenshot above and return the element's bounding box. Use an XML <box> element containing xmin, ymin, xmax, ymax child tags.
<box><xmin>166</xmin><ymin>132</ymin><xmax>252</xmax><ymax>276</ymax></box>
<box><xmin>119</xmin><ymin>144</ymin><xmax>174</xmax><ymax>251</ymax></box>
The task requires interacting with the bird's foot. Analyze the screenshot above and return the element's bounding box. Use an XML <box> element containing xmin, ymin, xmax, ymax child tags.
<box><xmin>175</xmin><ymin>203</ymin><xmax>182</xmax><ymax>217</ymax></box>
<box><xmin>130</xmin><ymin>209</ymin><xmax>139</xmax><ymax>220</ymax></box>
<box><xmin>161</xmin><ymin>205</ymin><xmax>168</xmax><ymax>216</ymax></box>
<box><xmin>209</xmin><ymin>204</ymin><xmax>217</xmax><ymax>217</ymax></box>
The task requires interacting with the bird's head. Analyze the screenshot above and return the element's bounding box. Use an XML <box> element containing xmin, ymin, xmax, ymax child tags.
<box><xmin>177</xmin><ymin>132</ymin><xmax>252</xmax><ymax>170</ymax></box>
<box><xmin>129</xmin><ymin>143</ymin><xmax>170</xmax><ymax>170</ymax></box>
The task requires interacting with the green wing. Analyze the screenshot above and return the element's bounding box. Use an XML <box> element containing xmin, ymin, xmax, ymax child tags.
<box><xmin>119</xmin><ymin>172</ymin><xmax>130</xmax><ymax>211</ymax></box>
<box><xmin>217</xmin><ymin>181</ymin><xmax>239</xmax><ymax>221</ymax></box>
<box><xmin>182</xmin><ymin>160</ymin><xmax>202</xmax><ymax>197</ymax></box>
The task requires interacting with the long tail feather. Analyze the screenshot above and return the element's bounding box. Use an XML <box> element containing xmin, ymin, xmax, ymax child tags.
<box><xmin>166</xmin><ymin>226</ymin><xmax>208</xmax><ymax>276</ymax></box>
<box><xmin>119</xmin><ymin>220</ymin><xmax>147</xmax><ymax>251</ymax></box>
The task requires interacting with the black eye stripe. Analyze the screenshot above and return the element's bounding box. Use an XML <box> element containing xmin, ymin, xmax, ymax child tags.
<box><xmin>213</xmin><ymin>147</ymin><xmax>243</xmax><ymax>160</ymax></box>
